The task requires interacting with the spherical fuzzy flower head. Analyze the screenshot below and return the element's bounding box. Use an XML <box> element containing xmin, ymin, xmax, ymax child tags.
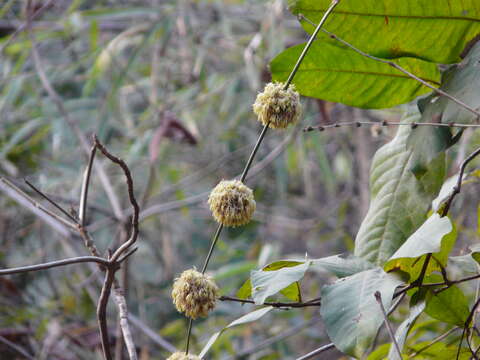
<box><xmin>208</xmin><ymin>179</ymin><xmax>256</xmax><ymax>227</ymax></box>
<box><xmin>253</xmin><ymin>82</ymin><xmax>302</xmax><ymax>129</ymax></box>
<box><xmin>167</xmin><ymin>352</ymin><xmax>201</xmax><ymax>360</ymax></box>
<box><xmin>171</xmin><ymin>269</ymin><xmax>219</xmax><ymax>320</ymax></box>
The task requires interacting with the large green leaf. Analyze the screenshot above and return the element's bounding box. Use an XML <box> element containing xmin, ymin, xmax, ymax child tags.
<box><xmin>288</xmin><ymin>0</ymin><xmax>480</xmax><ymax>64</ymax></box>
<box><xmin>270</xmin><ymin>42</ymin><xmax>440</xmax><ymax>109</ymax></box>
<box><xmin>354</xmin><ymin>111</ymin><xmax>446</xmax><ymax>265</ymax></box>
<box><xmin>320</xmin><ymin>267</ymin><xmax>403</xmax><ymax>358</ymax></box>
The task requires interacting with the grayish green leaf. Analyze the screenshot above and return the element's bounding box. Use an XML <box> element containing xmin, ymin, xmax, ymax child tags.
<box><xmin>320</xmin><ymin>267</ymin><xmax>403</xmax><ymax>358</ymax></box>
<box><xmin>354</xmin><ymin>111</ymin><xmax>446</xmax><ymax>265</ymax></box>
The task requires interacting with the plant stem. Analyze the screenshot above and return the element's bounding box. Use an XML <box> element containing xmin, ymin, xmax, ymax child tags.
<box><xmin>183</xmin><ymin>1</ymin><xmax>341</xmax><ymax>354</ymax></box>
<box><xmin>284</xmin><ymin>0</ymin><xmax>340</xmax><ymax>90</ymax></box>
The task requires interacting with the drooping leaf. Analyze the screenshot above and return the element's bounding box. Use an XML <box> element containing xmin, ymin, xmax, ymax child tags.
<box><xmin>425</xmin><ymin>42</ymin><xmax>480</xmax><ymax>125</ymax></box>
<box><xmin>384</xmin><ymin>215</ymin><xmax>456</xmax><ymax>281</ymax></box>
<box><xmin>407</xmin><ymin>125</ymin><xmax>459</xmax><ymax>178</ymax></box>
<box><xmin>386</xmin><ymin>214</ymin><xmax>452</xmax><ymax>261</ymax></box>
<box><xmin>251</xmin><ymin>261</ymin><xmax>310</xmax><ymax>304</ymax></box>
<box><xmin>354</xmin><ymin>111</ymin><xmax>446</xmax><ymax>265</ymax></box>
<box><xmin>310</xmin><ymin>253</ymin><xmax>375</xmax><ymax>278</ymax></box>
<box><xmin>432</xmin><ymin>173</ymin><xmax>464</xmax><ymax>212</ymax></box>
<box><xmin>270</xmin><ymin>41</ymin><xmax>440</xmax><ymax>109</ymax></box>
<box><xmin>320</xmin><ymin>267</ymin><xmax>403</xmax><ymax>358</ymax></box>
<box><xmin>288</xmin><ymin>0</ymin><xmax>480</xmax><ymax>64</ymax></box>
<box><xmin>236</xmin><ymin>260</ymin><xmax>305</xmax><ymax>300</ymax></box>
<box><xmin>388</xmin><ymin>293</ymin><xmax>426</xmax><ymax>360</ymax></box>
<box><xmin>425</xmin><ymin>286</ymin><xmax>469</xmax><ymax>326</ymax></box>
<box><xmin>408</xmin><ymin>41</ymin><xmax>480</xmax><ymax>174</ymax></box>
<box><xmin>199</xmin><ymin>307</ymin><xmax>274</xmax><ymax>358</ymax></box>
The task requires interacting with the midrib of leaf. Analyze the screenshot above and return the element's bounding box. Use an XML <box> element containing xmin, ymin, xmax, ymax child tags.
<box><xmin>272</xmin><ymin>68</ymin><xmax>440</xmax><ymax>86</ymax></box>
<box><xmin>294</xmin><ymin>9</ymin><xmax>480</xmax><ymax>22</ymax></box>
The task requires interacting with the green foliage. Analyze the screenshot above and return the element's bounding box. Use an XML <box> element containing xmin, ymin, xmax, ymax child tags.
<box><xmin>251</xmin><ymin>261</ymin><xmax>310</xmax><ymax>304</ymax></box>
<box><xmin>388</xmin><ymin>294</ymin><xmax>426</xmax><ymax>360</ymax></box>
<box><xmin>425</xmin><ymin>286</ymin><xmax>470</xmax><ymax>326</ymax></box>
<box><xmin>320</xmin><ymin>268</ymin><xmax>403</xmax><ymax>358</ymax></box>
<box><xmin>271</xmin><ymin>42</ymin><xmax>440</xmax><ymax>109</ymax></box>
<box><xmin>407</xmin><ymin>42</ymin><xmax>480</xmax><ymax>175</ymax></box>
<box><xmin>354</xmin><ymin>111</ymin><xmax>446</xmax><ymax>265</ymax></box>
<box><xmin>384</xmin><ymin>214</ymin><xmax>456</xmax><ymax>280</ymax></box>
<box><xmin>288</xmin><ymin>0</ymin><xmax>480</xmax><ymax>63</ymax></box>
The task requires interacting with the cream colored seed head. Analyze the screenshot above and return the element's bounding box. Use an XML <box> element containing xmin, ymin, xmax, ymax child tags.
<box><xmin>253</xmin><ymin>82</ymin><xmax>302</xmax><ymax>129</ymax></box>
<box><xmin>171</xmin><ymin>269</ymin><xmax>219</xmax><ymax>320</ymax></box>
<box><xmin>208</xmin><ymin>179</ymin><xmax>256</xmax><ymax>227</ymax></box>
<box><xmin>167</xmin><ymin>352</ymin><xmax>201</xmax><ymax>360</ymax></box>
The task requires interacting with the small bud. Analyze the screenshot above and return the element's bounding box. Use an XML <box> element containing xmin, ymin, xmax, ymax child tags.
<box><xmin>208</xmin><ymin>180</ymin><xmax>256</xmax><ymax>227</ymax></box>
<box><xmin>167</xmin><ymin>352</ymin><xmax>201</xmax><ymax>360</ymax></box>
<box><xmin>253</xmin><ymin>82</ymin><xmax>302</xmax><ymax>129</ymax></box>
<box><xmin>172</xmin><ymin>269</ymin><xmax>219</xmax><ymax>320</ymax></box>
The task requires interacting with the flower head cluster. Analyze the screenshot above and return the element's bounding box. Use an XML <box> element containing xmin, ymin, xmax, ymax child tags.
<box><xmin>253</xmin><ymin>82</ymin><xmax>302</xmax><ymax>129</ymax></box>
<box><xmin>208</xmin><ymin>179</ymin><xmax>256</xmax><ymax>227</ymax></box>
<box><xmin>172</xmin><ymin>269</ymin><xmax>219</xmax><ymax>319</ymax></box>
<box><xmin>167</xmin><ymin>352</ymin><xmax>201</xmax><ymax>360</ymax></box>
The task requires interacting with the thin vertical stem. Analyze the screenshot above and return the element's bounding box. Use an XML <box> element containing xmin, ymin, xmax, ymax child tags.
<box><xmin>185</xmin><ymin>319</ymin><xmax>193</xmax><ymax>354</ymax></box>
<box><xmin>283</xmin><ymin>0</ymin><xmax>340</xmax><ymax>90</ymax></box>
<box><xmin>240</xmin><ymin>124</ymin><xmax>270</xmax><ymax>182</ymax></box>
<box><xmin>201</xmin><ymin>224</ymin><xmax>224</xmax><ymax>274</ymax></box>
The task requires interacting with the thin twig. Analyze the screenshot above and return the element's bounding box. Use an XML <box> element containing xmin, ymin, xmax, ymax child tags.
<box><xmin>98</xmin><ymin>267</ymin><xmax>117</xmax><ymax>360</ymax></box>
<box><xmin>201</xmin><ymin>224</ymin><xmax>224</xmax><ymax>274</ymax></box>
<box><xmin>94</xmin><ymin>136</ymin><xmax>140</xmax><ymax>263</ymax></box>
<box><xmin>295</xmin><ymin>343</ymin><xmax>335</xmax><ymax>360</ymax></box>
<box><xmin>299</xmin><ymin>15</ymin><xmax>480</xmax><ymax>120</ymax></box>
<box><xmin>79</xmin><ymin>144</ymin><xmax>97</xmax><ymax>226</ymax></box>
<box><xmin>375</xmin><ymin>291</ymin><xmax>402</xmax><ymax>359</ymax></box>
<box><xmin>112</xmin><ymin>281</ymin><xmax>137</xmax><ymax>360</ymax></box>
<box><xmin>284</xmin><ymin>0</ymin><xmax>340</xmax><ymax>89</ymax></box>
<box><xmin>442</xmin><ymin>147</ymin><xmax>480</xmax><ymax>216</ymax></box>
<box><xmin>0</xmin><ymin>176</ymin><xmax>75</xmax><ymax>234</ymax></box>
<box><xmin>0</xmin><ymin>335</ymin><xmax>34</xmax><ymax>360</ymax></box>
<box><xmin>0</xmin><ymin>256</ymin><xmax>110</xmax><ymax>275</ymax></box>
<box><xmin>219</xmin><ymin>295</ymin><xmax>321</xmax><ymax>308</ymax></box>
<box><xmin>304</xmin><ymin>120</ymin><xmax>480</xmax><ymax>132</ymax></box>
<box><xmin>24</xmin><ymin>179</ymin><xmax>79</xmax><ymax>224</ymax></box>
<box><xmin>409</xmin><ymin>327</ymin><xmax>459</xmax><ymax>358</ymax></box>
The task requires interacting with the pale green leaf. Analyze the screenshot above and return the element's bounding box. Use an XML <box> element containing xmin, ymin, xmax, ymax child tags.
<box><xmin>320</xmin><ymin>268</ymin><xmax>403</xmax><ymax>358</ymax></box>
<box><xmin>251</xmin><ymin>262</ymin><xmax>310</xmax><ymax>304</ymax></box>
<box><xmin>354</xmin><ymin>110</ymin><xmax>446</xmax><ymax>265</ymax></box>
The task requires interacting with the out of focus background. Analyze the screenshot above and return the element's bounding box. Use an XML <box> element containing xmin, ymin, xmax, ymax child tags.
<box><xmin>1</xmin><ymin>1</ymin><xmax>479</xmax><ymax>359</ymax></box>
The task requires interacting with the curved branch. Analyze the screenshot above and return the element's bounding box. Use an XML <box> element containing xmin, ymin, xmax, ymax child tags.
<box><xmin>0</xmin><ymin>256</ymin><xmax>110</xmax><ymax>276</ymax></box>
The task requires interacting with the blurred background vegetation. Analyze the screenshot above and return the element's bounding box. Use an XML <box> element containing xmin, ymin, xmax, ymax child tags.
<box><xmin>2</xmin><ymin>0</ymin><xmax>480</xmax><ymax>359</ymax></box>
